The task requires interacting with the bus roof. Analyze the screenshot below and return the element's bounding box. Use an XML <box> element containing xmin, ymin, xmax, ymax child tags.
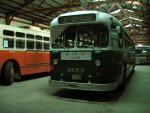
<box><xmin>0</xmin><ymin>23</ymin><xmax>50</xmax><ymax>37</ymax></box>
<box><xmin>50</xmin><ymin>10</ymin><xmax>122</xmax><ymax>27</ymax></box>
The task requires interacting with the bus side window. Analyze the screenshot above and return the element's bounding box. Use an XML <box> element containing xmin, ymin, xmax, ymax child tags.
<box><xmin>26</xmin><ymin>34</ymin><xmax>35</xmax><ymax>49</ymax></box>
<box><xmin>44</xmin><ymin>43</ymin><xmax>50</xmax><ymax>50</ymax></box>
<box><xmin>26</xmin><ymin>34</ymin><xmax>34</xmax><ymax>39</ymax></box>
<box><xmin>3</xmin><ymin>38</ymin><xmax>14</xmax><ymax>48</ymax></box>
<box><xmin>16</xmin><ymin>32</ymin><xmax>25</xmax><ymax>38</ymax></box>
<box><xmin>27</xmin><ymin>41</ymin><xmax>34</xmax><ymax>49</ymax></box>
<box><xmin>36</xmin><ymin>35</ymin><xmax>42</xmax><ymax>40</ymax></box>
<box><xmin>16</xmin><ymin>40</ymin><xmax>25</xmax><ymax>48</ymax></box>
<box><xmin>43</xmin><ymin>37</ymin><xmax>50</xmax><ymax>41</ymax></box>
<box><xmin>43</xmin><ymin>36</ymin><xmax>50</xmax><ymax>50</ymax></box>
<box><xmin>36</xmin><ymin>41</ymin><xmax>42</xmax><ymax>50</ymax></box>
<box><xmin>36</xmin><ymin>35</ymin><xmax>43</xmax><ymax>50</ymax></box>
<box><xmin>3</xmin><ymin>30</ymin><xmax>14</xmax><ymax>36</ymax></box>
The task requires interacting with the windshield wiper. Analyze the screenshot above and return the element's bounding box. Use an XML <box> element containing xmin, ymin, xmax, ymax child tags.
<box><xmin>77</xmin><ymin>45</ymin><xmax>93</xmax><ymax>48</ymax></box>
<box><xmin>53</xmin><ymin>43</ymin><xmax>67</xmax><ymax>49</ymax></box>
<box><xmin>59</xmin><ymin>44</ymin><xmax>67</xmax><ymax>49</ymax></box>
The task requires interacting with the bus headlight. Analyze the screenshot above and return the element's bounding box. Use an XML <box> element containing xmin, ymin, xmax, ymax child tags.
<box><xmin>95</xmin><ymin>59</ymin><xmax>101</xmax><ymax>67</ymax></box>
<box><xmin>53</xmin><ymin>59</ymin><xmax>58</xmax><ymax>65</ymax></box>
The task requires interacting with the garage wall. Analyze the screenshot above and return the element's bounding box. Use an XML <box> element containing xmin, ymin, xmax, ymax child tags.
<box><xmin>0</xmin><ymin>13</ymin><xmax>6</xmax><ymax>24</ymax></box>
<box><xmin>0</xmin><ymin>13</ymin><xmax>32</xmax><ymax>26</ymax></box>
<box><xmin>0</xmin><ymin>13</ymin><xmax>49</xmax><ymax>30</ymax></box>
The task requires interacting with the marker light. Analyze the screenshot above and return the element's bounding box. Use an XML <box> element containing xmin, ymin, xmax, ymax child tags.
<box><xmin>95</xmin><ymin>59</ymin><xmax>101</xmax><ymax>67</ymax></box>
<box><xmin>53</xmin><ymin>59</ymin><xmax>58</xmax><ymax>65</ymax></box>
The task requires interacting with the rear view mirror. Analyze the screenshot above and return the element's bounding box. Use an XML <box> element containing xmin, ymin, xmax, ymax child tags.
<box><xmin>116</xmin><ymin>26</ymin><xmax>121</xmax><ymax>33</ymax></box>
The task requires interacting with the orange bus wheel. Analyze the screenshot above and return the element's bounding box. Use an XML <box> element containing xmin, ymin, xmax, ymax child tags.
<box><xmin>3</xmin><ymin>61</ymin><xmax>15</xmax><ymax>85</ymax></box>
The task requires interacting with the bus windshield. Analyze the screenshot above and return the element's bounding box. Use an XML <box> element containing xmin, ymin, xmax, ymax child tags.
<box><xmin>51</xmin><ymin>24</ymin><xmax>108</xmax><ymax>48</ymax></box>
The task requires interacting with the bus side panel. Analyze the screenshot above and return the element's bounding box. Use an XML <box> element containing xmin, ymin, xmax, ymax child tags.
<box><xmin>21</xmin><ymin>65</ymin><xmax>50</xmax><ymax>75</ymax></box>
<box><xmin>25</xmin><ymin>51</ymin><xmax>50</xmax><ymax>65</ymax></box>
<box><xmin>23</xmin><ymin>51</ymin><xmax>50</xmax><ymax>75</ymax></box>
<box><xmin>0</xmin><ymin>50</ymin><xmax>26</xmax><ymax>72</ymax></box>
<box><xmin>125</xmin><ymin>50</ymin><xmax>135</xmax><ymax>76</ymax></box>
<box><xmin>0</xmin><ymin>50</ymin><xmax>50</xmax><ymax>76</ymax></box>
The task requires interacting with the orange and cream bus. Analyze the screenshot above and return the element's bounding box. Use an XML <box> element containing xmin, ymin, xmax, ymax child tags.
<box><xmin>0</xmin><ymin>24</ymin><xmax>50</xmax><ymax>85</ymax></box>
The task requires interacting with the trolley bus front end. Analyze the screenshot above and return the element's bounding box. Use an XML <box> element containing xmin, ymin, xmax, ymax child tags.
<box><xmin>49</xmin><ymin>10</ymin><xmax>135</xmax><ymax>91</ymax></box>
<box><xmin>49</xmin><ymin>50</ymin><xmax>124</xmax><ymax>91</ymax></box>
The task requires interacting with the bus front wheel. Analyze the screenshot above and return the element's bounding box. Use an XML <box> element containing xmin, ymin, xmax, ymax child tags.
<box><xmin>3</xmin><ymin>61</ymin><xmax>15</xmax><ymax>85</ymax></box>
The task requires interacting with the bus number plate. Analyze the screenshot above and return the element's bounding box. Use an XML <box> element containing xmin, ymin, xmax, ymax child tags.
<box><xmin>61</xmin><ymin>52</ymin><xmax>91</xmax><ymax>60</ymax></box>
<box><xmin>72</xmin><ymin>74</ymin><xmax>81</xmax><ymax>80</ymax></box>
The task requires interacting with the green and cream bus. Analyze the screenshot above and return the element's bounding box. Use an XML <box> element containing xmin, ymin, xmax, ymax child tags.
<box><xmin>49</xmin><ymin>11</ymin><xmax>135</xmax><ymax>91</ymax></box>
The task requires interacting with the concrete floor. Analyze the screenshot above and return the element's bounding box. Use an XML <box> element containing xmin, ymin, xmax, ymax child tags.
<box><xmin>0</xmin><ymin>65</ymin><xmax>150</xmax><ymax>113</ymax></box>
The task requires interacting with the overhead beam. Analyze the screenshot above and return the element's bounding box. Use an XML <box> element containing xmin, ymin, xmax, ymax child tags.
<box><xmin>129</xmin><ymin>32</ymin><xmax>148</xmax><ymax>36</ymax></box>
<box><xmin>122</xmin><ymin>21</ymin><xmax>143</xmax><ymax>25</ymax></box>
<box><xmin>0</xmin><ymin>2</ymin><xmax>51</xmax><ymax>23</ymax></box>
<box><xmin>121</xmin><ymin>20</ymin><xmax>150</xmax><ymax>26</ymax></box>
<box><xmin>88</xmin><ymin>0</ymin><xmax>150</xmax><ymax>7</ymax></box>
<box><xmin>115</xmin><ymin>3</ymin><xmax>131</xmax><ymax>23</ymax></box>
<box><xmin>111</xmin><ymin>11</ymin><xmax>142</xmax><ymax>17</ymax></box>
<box><xmin>132</xmin><ymin>38</ymin><xmax>150</xmax><ymax>41</ymax></box>
<box><xmin>64</xmin><ymin>0</ymin><xmax>80</xmax><ymax>5</ymax></box>
<box><xmin>126</xmin><ymin>26</ymin><xmax>150</xmax><ymax>29</ymax></box>
<box><xmin>35</xmin><ymin>4</ymin><xmax>81</xmax><ymax>12</ymax></box>
<box><xmin>88</xmin><ymin>0</ymin><xmax>126</xmax><ymax>6</ymax></box>
<box><xmin>5</xmin><ymin>0</ymin><xmax>36</xmax><ymax>24</ymax></box>
<box><xmin>8</xmin><ymin>0</ymin><xmax>36</xmax><ymax>16</ymax></box>
<box><xmin>134</xmin><ymin>40</ymin><xmax>150</xmax><ymax>43</ymax></box>
<box><xmin>33</xmin><ymin>0</ymin><xmax>46</xmax><ymax>10</ymax></box>
<box><xmin>108</xmin><ymin>3</ymin><xmax>116</xmax><ymax>13</ymax></box>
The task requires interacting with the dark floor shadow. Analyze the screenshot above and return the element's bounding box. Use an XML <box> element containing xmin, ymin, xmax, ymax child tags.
<box><xmin>0</xmin><ymin>72</ymin><xmax>50</xmax><ymax>85</ymax></box>
<box><xmin>21</xmin><ymin>72</ymin><xmax>49</xmax><ymax>81</ymax></box>
<box><xmin>51</xmin><ymin>86</ymin><xmax>125</xmax><ymax>103</ymax></box>
<box><xmin>50</xmin><ymin>72</ymin><xmax>136</xmax><ymax>103</ymax></box>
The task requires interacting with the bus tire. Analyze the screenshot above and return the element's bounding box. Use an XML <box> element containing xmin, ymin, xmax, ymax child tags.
<box><xmin>3</xmin><ymin>61</ymin><xmax>15</xmax><ymax>85</ymax></box>
<box><xmin>14</xmin><ymin>63</ymin><xmax>21</xmax><ymax>81</ymax></box>
<box><xmin>0</xmin><ymin>70</ymin><xmax>2</xmax><ymax>83</ymax></box>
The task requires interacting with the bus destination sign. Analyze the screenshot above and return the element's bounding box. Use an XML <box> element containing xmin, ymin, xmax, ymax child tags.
<box><xmin>61</xmin><ymin>52</ymin><xmax>91</xmax><ymax>60</ymax></box>
<box><xmin>58</xmin><ymin>14</ymin><xmax>96</xmax><ymax>24</ymax></box>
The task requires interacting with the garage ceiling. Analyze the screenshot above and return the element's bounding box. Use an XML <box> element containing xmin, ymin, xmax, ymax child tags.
<box><xmin>0</xmin><ymin>0</ymin><xmax>150</xmax><ymax>45</ymax></box>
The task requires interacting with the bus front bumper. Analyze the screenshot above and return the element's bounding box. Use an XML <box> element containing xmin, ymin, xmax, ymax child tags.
<box><xmin>49</xmin><ymin>79</ymin><xmax>118</xmax><ymax>91</ymax></box>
